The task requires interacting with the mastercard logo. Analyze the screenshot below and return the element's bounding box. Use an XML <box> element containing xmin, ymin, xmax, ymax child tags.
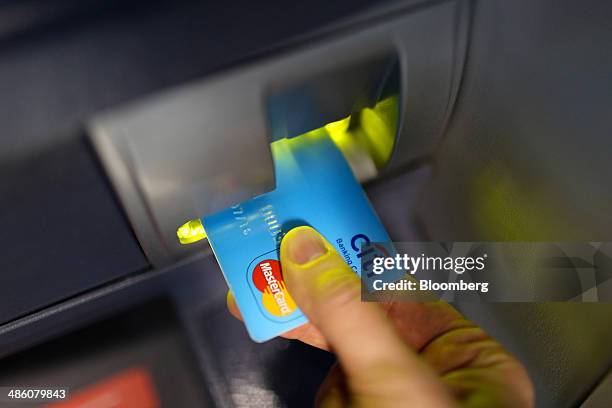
<box><xmin>252</xmin><ymin>259</ymin><xmax>297</xmax><ymax>317</ymax></box>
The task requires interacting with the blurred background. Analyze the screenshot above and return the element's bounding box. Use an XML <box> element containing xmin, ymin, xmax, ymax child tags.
<box><xmin>0</xmin><ymin>0</ymin><xmax>611</xmax><ymax>407</ymax></box>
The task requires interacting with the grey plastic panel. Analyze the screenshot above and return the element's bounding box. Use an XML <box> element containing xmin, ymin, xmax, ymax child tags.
<box><xmin>90</xmin><ymin>81</ymin><xmax>273</xmax><ymax>266</ymax></box>
<box><xmin>89</xmin><ymin>0</ymin><xmax>468</xmax><ymax>266</ymax></box>
<box><xmin>581</xmin><ymin>370</ymin><xmax>612</xmax><ymax>408</ymax></box>
<box><xmin>418</xmin><ymin>1</ymin><xmax>612</xmax><ymax>407</ymax></box>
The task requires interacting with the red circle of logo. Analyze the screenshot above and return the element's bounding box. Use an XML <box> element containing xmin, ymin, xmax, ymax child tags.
<box><xmin>252</xmin><ymin>259</ymin><xmax>283</xmax><ymax>292</ymax></box>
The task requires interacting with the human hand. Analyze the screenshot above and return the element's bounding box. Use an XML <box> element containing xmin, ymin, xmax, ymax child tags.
<box><xmin>227</xmin><ymin>226</ymin><xmax>533</xmax><ymax>407</ymax></box>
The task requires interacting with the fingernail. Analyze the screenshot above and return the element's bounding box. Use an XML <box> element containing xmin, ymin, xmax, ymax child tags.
<box><xmin>284</xmin><ymin>226</ymin><xmax>329</xmax><ymax>265</ymax></box>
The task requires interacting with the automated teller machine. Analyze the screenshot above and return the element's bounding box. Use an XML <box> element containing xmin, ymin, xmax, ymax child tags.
<box><xmin>0</xmin><ymin>1</ymin><xmax>611</xmax><ymax>407</ymax></box>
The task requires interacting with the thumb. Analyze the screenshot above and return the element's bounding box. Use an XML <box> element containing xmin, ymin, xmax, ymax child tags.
<box><xmin>280</xmin><ymin>226</ymin><xmax>454</xmax><ymax>405</ymax></box>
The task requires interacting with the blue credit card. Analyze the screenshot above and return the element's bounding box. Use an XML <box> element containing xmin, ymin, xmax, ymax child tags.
<box><xmin>202</xmin><ymin>128</ymin><xmax>392</xmax><ymax>342</ymax></box>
